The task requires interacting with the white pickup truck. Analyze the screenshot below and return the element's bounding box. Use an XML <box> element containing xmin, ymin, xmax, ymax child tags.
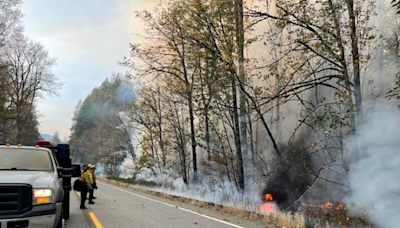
<box><xmin>0</xmin><ymin>143</ymin><xmax>80</xmax><ymax>228</ymax></box>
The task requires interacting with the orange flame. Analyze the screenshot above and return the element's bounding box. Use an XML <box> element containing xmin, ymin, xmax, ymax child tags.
<box><xmin>265</xmin><ymin>194</ymin><xmax>273</xmax><ymax>201</ymax></box>
<box><xmin>320</xmin><ymin>202</ymin><xmax>333</xmax><ymax>209</ymax></box>
<box><xmin>260</xmin><ymin>193</ymin><xmax>278</xmax><ymax>214</ymax></box>
<box><xmin>336</xmin><ymin>203</ymin><xmax>345</xmax><ymax>210</ymax></box>
<box><xmin>260</xmin><ymin>202</ymin><xmax>278</xmax><ymax>214</ymax></box>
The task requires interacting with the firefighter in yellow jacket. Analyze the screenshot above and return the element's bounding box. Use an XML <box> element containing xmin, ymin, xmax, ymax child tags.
<box><xmin>80</xmin><ymin>165</ymin><xmax>93</xmax><ymax>209</ymax></box>
<box><xmin>89</xmin><ymin>164</ymin><xmax>98</xmax><ymax>200</ymax></box>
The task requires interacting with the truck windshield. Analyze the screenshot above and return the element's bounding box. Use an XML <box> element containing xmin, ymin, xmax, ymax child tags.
<box><xmin>0</xmin><ymin>148</ymin><xmax>53</xmax><ymax>171</ymax></box>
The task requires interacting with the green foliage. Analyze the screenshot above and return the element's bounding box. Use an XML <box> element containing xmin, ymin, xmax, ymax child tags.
<box><xmin>137</xmin><ymin>152</ymin><xmax>153</xmax><ymax>170</ymax></box>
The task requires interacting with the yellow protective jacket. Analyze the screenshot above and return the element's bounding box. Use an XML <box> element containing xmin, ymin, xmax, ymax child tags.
<box><xmin>91</xmin><ymin>171</ymin><xmax>97</xmax><ymax>183</ymax></box>
<box><xmin>81</xmin><ymin>170</ymin><xmax>93</xmax><ymax>190</ymax></box>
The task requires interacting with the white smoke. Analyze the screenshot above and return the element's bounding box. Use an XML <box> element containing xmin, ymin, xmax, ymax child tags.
<box><xmin>116</xmin><ymin>80</ymin><xmax>137</xmax><ymax>105</ymax></box>
<box><xmin>346</xmin><ymin>105</ymin><xmax>400</xmax><ymax>228</ymax></box>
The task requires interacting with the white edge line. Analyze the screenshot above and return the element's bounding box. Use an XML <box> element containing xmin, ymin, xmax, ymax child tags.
<box><xmin>101</xmin><ymin>182</ymin><xmax>245</xmax><ymax>228</ymax></box>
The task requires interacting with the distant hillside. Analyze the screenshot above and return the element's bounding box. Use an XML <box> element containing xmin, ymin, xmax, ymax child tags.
<box><xmin>41</xmin><ymin>134</ymin><xmax>53</xmax><ymax>141</ymax></box>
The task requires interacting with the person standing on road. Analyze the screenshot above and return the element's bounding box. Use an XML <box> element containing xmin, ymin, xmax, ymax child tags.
<box><xmin>87</xmin><ymin>164</ymin><xmax>95</xmax><ymax>204</ymax></box>
<box><xmin>90</xmin><ymin>165</ymin><xmax>98</xmax><ymax>199</ymax></box>
<box><xmin>80</xmin><ymin>165</ymin><xmax>93</xmax><ymax>209</ymax></box>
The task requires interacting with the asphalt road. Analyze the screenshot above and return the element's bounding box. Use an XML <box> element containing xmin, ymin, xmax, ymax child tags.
<box><xmin>65</xmin><ymin>181</ymin><xmax>268</xmax><ymax>228</ymax></box>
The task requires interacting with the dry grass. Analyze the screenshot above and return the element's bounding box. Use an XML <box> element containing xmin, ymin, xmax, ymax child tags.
<box><xmin>303</xmin><ymin>205</ymin><xmax>375</xmax><ymax>228</ymax></box>
<box><xmin>255</xmin><ymin>212</ymin><xmax>306</xmax><ymax>228</ymax></box>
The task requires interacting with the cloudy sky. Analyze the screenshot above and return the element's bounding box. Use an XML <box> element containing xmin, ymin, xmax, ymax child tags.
<box><xmin>21</xmin><ymin>0</ymin><xmax>158</xmax><ymax>140</ymax></box>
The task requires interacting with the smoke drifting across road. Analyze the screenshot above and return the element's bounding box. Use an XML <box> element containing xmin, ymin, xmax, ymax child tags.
<box><xmin>346</xmin><ymin>105</ymin><xmax>400</xmax><ymax>228</ymax></box>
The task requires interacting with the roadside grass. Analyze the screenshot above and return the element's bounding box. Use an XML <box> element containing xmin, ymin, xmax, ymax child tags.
<box><xmin>303</xmin><ymin>206</ymin><xmax>375</xmax><ymax>228</ymax></box>
<box><xmin>101</xmin><ymin>177</ymin><xmax>374</xmax><ymax>228</ymax></box>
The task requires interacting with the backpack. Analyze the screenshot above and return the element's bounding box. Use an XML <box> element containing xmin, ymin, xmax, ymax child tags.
<box><xmin>73</xmin><ymin>179</ymin><xmax>83</xmax><ymax>192</ymax></box>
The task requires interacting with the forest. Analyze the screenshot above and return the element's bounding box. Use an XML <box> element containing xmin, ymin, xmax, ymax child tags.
<box><xmin>68</xmin><ymin>0</ymin><xmax>400</xmax><ymax>227</ymax></box>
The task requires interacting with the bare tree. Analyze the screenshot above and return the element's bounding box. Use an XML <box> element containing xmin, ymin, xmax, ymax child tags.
<box><xmin>0</xmin><ymin>0</ymin><xmax>23</xmax><ymax>48</ymax></box>
<box><xmin>1</xmin><ymin>37</ymin><xmax>59</xmax><ymax>143</ymax></box>
<box><xmin>123</xmin><ymin>4</ymin><xmax>200</xmax><ymax>180</ymax></box>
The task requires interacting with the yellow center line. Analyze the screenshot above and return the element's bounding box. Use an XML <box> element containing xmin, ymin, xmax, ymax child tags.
<box><xmin>89</xmin><ymin>212</ymin><xmax>103</xmax><ymax>228</ymax></box>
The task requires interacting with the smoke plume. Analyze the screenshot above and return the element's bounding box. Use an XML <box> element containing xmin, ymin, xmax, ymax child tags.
<box><xmin>346</xmin><ymin>104</ymin><xmax>400</xmax><ymax>228</ymax></box>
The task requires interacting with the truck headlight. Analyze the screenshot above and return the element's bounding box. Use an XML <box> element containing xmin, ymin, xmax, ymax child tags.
<box><xmin>33</xmin><ymin>189</ymin><xmax>54</xmax><ymax>205</ymax></box>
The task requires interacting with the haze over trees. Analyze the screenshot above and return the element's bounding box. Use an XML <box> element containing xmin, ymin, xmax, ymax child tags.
<box><xmin>0</xmin><ymin>0</ymin><xmax>59</xmax><ymax>145</ymax></box>
<box><xmin>51</xmin><ymin>130</ymin><xmax>61</xmax><ymax>144</ymax></box>
<box><xmin>70</xmin><ymin>74</ymin><xmax>136</xmax><ymax>176</ymax></box>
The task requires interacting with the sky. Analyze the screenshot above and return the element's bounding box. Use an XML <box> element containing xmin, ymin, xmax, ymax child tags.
<box><xmin>21</xmin><ymin>0</ymin><xmax>158</xmax><ymax>140</ymax></box>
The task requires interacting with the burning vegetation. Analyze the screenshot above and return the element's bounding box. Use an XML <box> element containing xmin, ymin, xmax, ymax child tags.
<box><xmin>259</xmin><ymin>194</ymin><xmax>278</xmax><ymax>214</ymax></box>
<box><xmin>253</xmin><ymin>128</ymin><xmax>380</xmax><ymax>228</ymax></box>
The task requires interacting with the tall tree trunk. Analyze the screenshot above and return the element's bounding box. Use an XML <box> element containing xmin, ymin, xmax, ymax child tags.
<box><xmin>205</xmin><ymin>53</ymin><xmax>212</xmax><ymax>161</ymax></box>
<box><xmin>247</xmin><ymin>108</ymin><xmax>255</xmax><ymax>163</ymax></box>
<box><xmin>16</xmin><ymin>103</ymin><xmax>22</xmax><ymax>143</ymax></box>
<box><xmin>201</xmin><ymin>48</ymin><xmax>212</xmax><ymax>161</ymax></box>
<box><xmin>232</xmin><ymin>77</ymin><xmax>245</xmax><ymax>191</ymax></box>
<box><xmin>157</xmin><ymin>89</ymin><xmax>166</xmax><ymax>168</ymax></box>
<box><xmin>180</xmin><ymin>132</ymin><xmax>188</xmax><ymax>185</ymax></box>
<box><xmin>188</xmin><ymin>92</ymin><xmax>197</xmax><ymax>180</ymax></box>
<box><xmin>149</xmin><ymin>128</ymin><xmax>156</xmax><ymax>163</ymax></box>
<box><xmin>174</xmin><ymin>106</ymin><xmax>188</xmax><ymax>184</ymax></box>
<box><xmin>205</xmin><ymin>112</ymin><xmax>211</xmax><ymax>160</ymax></box>
<box><xmin>275</xmin><ymin>66</ymin><xmax>282</xmax><ymax>146</ymax></box>
<box><xmin>235</xmin><ymin>0</ymin><xmax>247</xmax><ymax>190</ymax></box>
<box><xmin>345</xmin><ymin>0</ymin><xmax>363</xmax><ymax>122</ymax></box>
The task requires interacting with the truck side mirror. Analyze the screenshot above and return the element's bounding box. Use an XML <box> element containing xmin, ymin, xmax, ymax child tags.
<box><xmin>71</xmin><ymin>164</ymin><xmax>81</xmax><ymax>178</ymax></box>
<box><xmin>57</xmin><ymin>167</ymin><xmax>64</xmax><ymax>178</ymax></box>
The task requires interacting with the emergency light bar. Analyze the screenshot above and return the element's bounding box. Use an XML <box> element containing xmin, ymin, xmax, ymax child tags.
<box><xmin>36</xmin><ymin>140</ymin><xmax>53</xmax><ymax>147</ymax></box>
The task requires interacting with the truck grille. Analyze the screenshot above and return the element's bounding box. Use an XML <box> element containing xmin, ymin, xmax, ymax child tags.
<box><xmin>0</xmin><ymin>185</ymin><xmax>32</xmax><ymax>215</ymax></box>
